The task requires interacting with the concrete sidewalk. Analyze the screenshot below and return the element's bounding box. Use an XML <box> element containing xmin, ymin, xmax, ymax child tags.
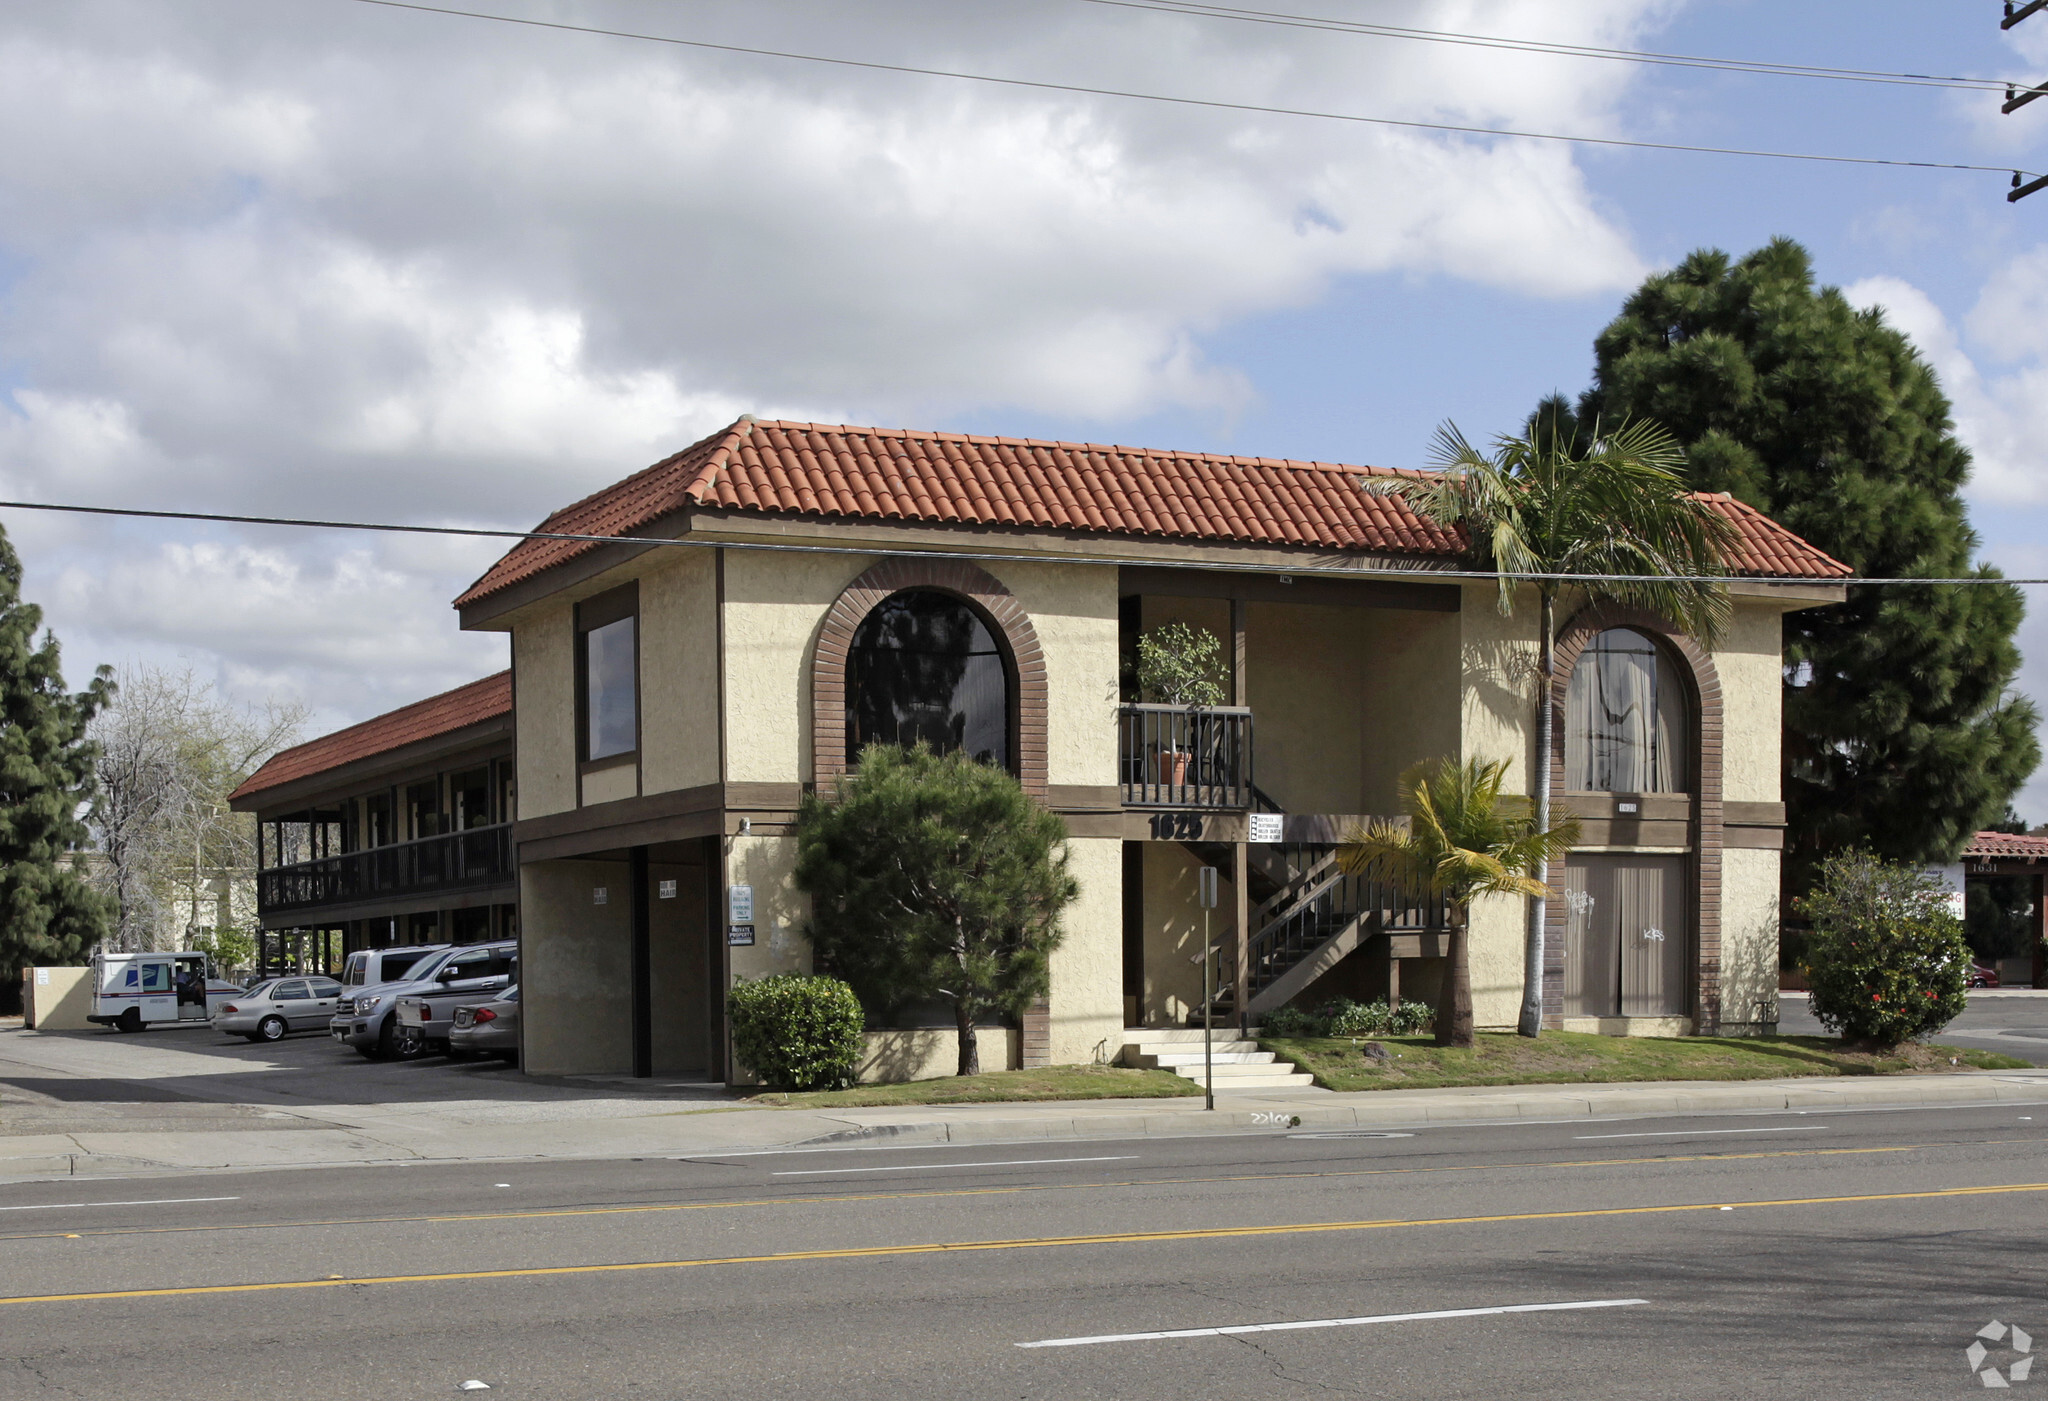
<box><xmin>7</xmin><ymin>1062</ymin><xmax>2048</xmax><ymax>1183</ymax></box>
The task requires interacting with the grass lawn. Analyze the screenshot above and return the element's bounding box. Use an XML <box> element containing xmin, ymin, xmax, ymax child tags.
<box><xmin>740</xmin><ymin>1063</ymin><xmax>1202</xmax><ymax>1108</ymax></box>
<box><xmin>1261</xmin><ymin>1030</ymin><xmax>2032</xmax><ymax>1093</ymax></box>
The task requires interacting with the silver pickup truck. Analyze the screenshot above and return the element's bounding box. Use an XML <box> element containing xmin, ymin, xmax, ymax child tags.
<box><xmin>390</xmin><ymin>942</ymin><xmax>519</xmax><ymax>1056</ymax></box>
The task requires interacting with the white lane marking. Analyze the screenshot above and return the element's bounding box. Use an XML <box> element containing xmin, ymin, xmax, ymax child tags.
<box><xmin>1574</xmin><ymin>1126</ymin><xmax>1822</xmax><ymax>1140</ymax></box>
<box><xmin>0</xmin><ymin>1196</ymin><xmax>240</xmax><ymax>1212</ymax></box>
<box><xmin>772</xmin><ymin>1156</ymin><xmax>1138</xmax><ymax>1176</ymax></box>
<box><xmin>1017</xmin><ymin>1297</ymin><xmax>1650</xmax><ymax>1348</ymax></box>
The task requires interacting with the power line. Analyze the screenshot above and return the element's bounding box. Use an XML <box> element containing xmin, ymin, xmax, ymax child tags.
<box><xmin>344</xmin><ymin>0</ymin><xmax>2038</xmax><ymax>184</ymax></box>
<box><xmin>0</xmin><ymin>494</ymin><xmax>2034</xmax><ymax>589</ymax></box>
<box><xmin>1080</xmin><ymin>0</ymin><xmax>2014</xmax><ymax>94</ymax></box>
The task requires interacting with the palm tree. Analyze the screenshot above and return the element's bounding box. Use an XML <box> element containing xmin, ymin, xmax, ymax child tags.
<box><xmin>1368</xmin><ymin>412</ymin><xmax>1736</xmax><ymax>1038</ymax></box>
<box><xmin>1339</xmin><ymin>758</ymin><xmax>1579</xmax><ymax>1048</ymax></box>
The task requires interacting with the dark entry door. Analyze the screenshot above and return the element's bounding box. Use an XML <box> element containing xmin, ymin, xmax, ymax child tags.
<box><xmin>1563</xmin><ymin>854</ymin><xmax>1688</xmax><ymax>1018</ymax></box>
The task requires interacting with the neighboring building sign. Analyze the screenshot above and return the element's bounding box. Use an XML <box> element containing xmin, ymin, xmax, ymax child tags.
<box><xmin>1249</xmin><ymin>813</ymin><xmax>1284</xmax><ymax>844</ymax></box>
<box><xmin>729</xmin><ymin>885</ymin><xmax>753</xmax><ymax>923</ymax></box>
<box><xmin>727</xmin><ymin>924</ymin><xmax>755</xmax><ymax>946</ymax></box>
<box><xmin>1923</xmin><ymin>863</ymin><xmax>1967</xmax><ymax>920</ymax></box>
<box><xmin>658</xmin><ymin>879</ymin><xmax>677</xmax><ymax>900</ymax></box>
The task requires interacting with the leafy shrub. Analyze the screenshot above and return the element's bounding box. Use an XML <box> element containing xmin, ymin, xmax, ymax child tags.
<box><xmin>1261</xmin><ymin>998</ymin><xmax>1433</xmax><ymax>1039</ymax></box>
<box><xmin>1134</xmin><ymin>622</ymin><xmax>1227</xmax><ymax>707</ymax></box>
<box><xmin>1797</xmin><ymin>851</ymin><xmax>1970</xmax><ymax>1048</ymax></box>
<box><xmin>728</xmin><ymin>974</ymin><xmax>866</xmax><ymax>1090</ymax></box>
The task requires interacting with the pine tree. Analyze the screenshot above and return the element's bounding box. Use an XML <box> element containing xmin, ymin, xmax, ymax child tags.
<box><xmin>0</xmin><ymin>523</ymin><xmax>115</xmax><ymax>998</ymax></box>
<box><xmin>1569</xmin><ymin>237</ymin><xmax>2039</xmax><ymax>889</ymax></box>
<box><xmin>794</xmin><ymin>744</ymin><xmax>1078</xmax><ymax>1076</ymax></box>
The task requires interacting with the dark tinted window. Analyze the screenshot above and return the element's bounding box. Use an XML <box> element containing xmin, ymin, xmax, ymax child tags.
<box><xmin>308</xmin><ymin>979</ymin><xmax>342</xmax><ymax>998</ymax></box>
<box><xmin>381</xmin><ymin>953</ymin><xmax>427</xmax><ymax>982</ymax></box>
<box><xmin>274</xmin><ymin>981</ymin><xmax>310</xmax><ymax>1001</ymax></box>
<box><xmin>846</xmin><ymin>590</ymin><xmax>1009</xmax><ymax>769</ymax></box>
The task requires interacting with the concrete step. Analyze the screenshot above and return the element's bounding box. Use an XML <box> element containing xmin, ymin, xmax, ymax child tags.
<box><xmin>1170</xmin><ymin>1068</ymin><xmax>1319</xmax><ymax>1091</ymax></box>
<box><xmin>1124</xmin><ymin>1027</ymin><xmax>1265</xmax><ymax>1043</ymax></box>
<box><xmin>1130</xmin><ymin>1051</ymin><xmax>1276</xmax><ymax>1069</ymax></box>
<box><xmin>1167</xmin><ymin>1059</ymin><xmax>1299</xmax><ymax>1079</ymax></box>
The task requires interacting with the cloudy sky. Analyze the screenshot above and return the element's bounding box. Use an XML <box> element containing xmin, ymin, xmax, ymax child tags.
<box><xmin>6</xmin><ymin>1</ymin><xmax>2048</xmax><ymax>809</ymax></box>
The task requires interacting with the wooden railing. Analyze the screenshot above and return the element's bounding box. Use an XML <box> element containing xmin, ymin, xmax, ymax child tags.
<box><xmin>257</xmin><ymin>823</ymin><xmax>514</xmax><ymax>915</ymax></box>
<box><xmin>1224</xmin><ymin>854</ymin><xmax>1452</xmax><ymax>1004</ymax></box>
<box><xmin>1117</xmin><ymin>704</ymin><xmax>1253</xmax><ymax>810</ymax></box>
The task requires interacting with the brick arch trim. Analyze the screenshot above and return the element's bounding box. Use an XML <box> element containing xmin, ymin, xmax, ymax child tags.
<box><xmin>1544</xmin><ymin>606</ymin><xmax>1726</xmax><ymax>1034</ymax></box>
<box><xmin>811</xmin><ymin>558</ymin><xmax>1048</xmax><ymax>797</ymax></box>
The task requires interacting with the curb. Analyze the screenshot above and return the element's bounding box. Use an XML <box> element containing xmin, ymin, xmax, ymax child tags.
<box><xmin>785</xmin><ymin>1071</ymin><xmax>2048</xmax><ymax>1148</ymax></box>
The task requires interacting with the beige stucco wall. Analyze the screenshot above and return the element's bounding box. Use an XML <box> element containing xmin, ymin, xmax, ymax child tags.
<box><xmin>1720</xmin><ymin>845</ymin><xmax>1783</xmax><ymax>1033</ymax></box>
<box><xmin>721</xmin><ymin>550</ymin><xmax>865</xmax><ymax>785</ymax></box>
<box><xmin>859</xmin><ymin>1028</ymin><xmax>1019</xmax><ymax>1082</ymax></box>
<box><xmin>519</xmin><ymin>859</ymin><xmax>631</xmax><ymax>1075</ymax></box>
<box><xmin>514</xmin><ymin>608</ymin><xmax>577</xmax><ymax>820</ymax></box>
<box><xmin>1138</xmin><ymin>842</ymin><xmax>1211</xmax><ymax>1026</ymax></box>
<box><xmin>1048</xmin><ymin>835</ymin><xmax>1125</xmax><ymax>1065</ymax></box>
<box><xmin>1003</xmin><ymin>561</ymin><xmax>1120</xmax><ymax>788</ymax></box>
<box><xmin>1356</xmin><ymin>606</ymin><xmax>1463</xmax><ymax>815</ymax></box>
<box><xmin>1717</xmin><ymin>601</ymin><xmax>1786</xmax><ymax>805</ymax></box>
<box><xmin>723</xmin><ymin>833</ymin><xmax>812</xmax><ymax>981</ymax></box>
<box><xmin>1247</xmin><ymin>601</ymin><xmax>1364</xmax><ymax>815</ymax></box>
<box><xmin>639</xmin><ymin>551</ymin><xmax>721</xmax><ymax>796</ymax></box>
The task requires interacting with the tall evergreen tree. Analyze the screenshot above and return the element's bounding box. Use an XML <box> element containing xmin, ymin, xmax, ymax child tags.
<box><xmin>1568</xmin><ymin>237</ymin><xmax>2038</xmax><ymax>888</ymax></box>
<box><xmin>0</xmin><ymin>524</ymin><xmax>114</xmax><ymax>997</ymax></box>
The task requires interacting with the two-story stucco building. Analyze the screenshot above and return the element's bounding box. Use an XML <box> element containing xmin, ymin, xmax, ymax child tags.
<box><xmin>415</xmin><ymin>416</ymin><xmax>1849</xmax><ymax>1082</ymax></box>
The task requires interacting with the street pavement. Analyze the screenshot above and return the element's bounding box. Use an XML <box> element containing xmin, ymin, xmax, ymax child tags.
<box><xmin>0</xmin><ymin>1099</ymin><xmax>2043</xmax><ymax>1397</ymax></box>
<box><xmin>8</xmin><ymin>1022</ymin><xmax>2048</xmax><ymax>1181</ymax></box>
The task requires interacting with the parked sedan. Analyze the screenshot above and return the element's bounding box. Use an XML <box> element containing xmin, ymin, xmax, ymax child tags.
<box><xmin>446</xmin><ymin>986</ymin><xmax>520</xmax><ymax>1066</ymax></box>
<box><xmin>216</xmin><ymin>977</ymin><xmax>343</xmax><ymax>1042</ymax></box>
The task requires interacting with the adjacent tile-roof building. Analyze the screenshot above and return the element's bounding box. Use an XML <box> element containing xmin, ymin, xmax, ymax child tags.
<box><xmin>229</xmin><ymin>671</ymin><xmax>512</xmax><ymax>806</ymax></box>
<box><xmin>455</xmin><ymin>419</ymin><xmax>1851</xmax><ymax>607</ymax></box>
<box><xmin>1963</xmin><ymin>830</ymin><xmax>2048</xmax><ymax>862</ymax></box>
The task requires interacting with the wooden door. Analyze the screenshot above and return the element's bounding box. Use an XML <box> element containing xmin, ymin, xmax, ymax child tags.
<box><xmin>1616</xmin><ymin>855</ymin><xmax>1688</xmax><ymax>1017</ymax></box>
<box><xmin>1562</xmin><ymin>858</ymin><xmax>1618</xmax><ymax>1018</ymax></box>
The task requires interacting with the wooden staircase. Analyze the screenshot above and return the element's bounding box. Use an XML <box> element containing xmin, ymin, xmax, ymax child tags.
<box><xmin>1195</xmin><ymin>851</ymin><xmax>1451</xmax><ymax>1025</ymax></box>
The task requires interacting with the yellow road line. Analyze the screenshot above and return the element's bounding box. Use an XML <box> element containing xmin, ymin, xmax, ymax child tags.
<box><xmin>0</xmin><ymin>1142</ymin><xmax>1937</xmax><ymax>1243</ymax></box>
<box><xmin>7</xmin><ymin>1179</ymin><xmax>2045</xmax><ymax>1306</ymax></box>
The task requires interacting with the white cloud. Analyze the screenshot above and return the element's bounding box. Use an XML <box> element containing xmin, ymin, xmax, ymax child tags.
<box><xmin>0</xmin><ymin>0</ymin><xmax>1671</xmax><ymax>727</ymax></box>
<box><xmin>1844</xmin><ymin>271</ymin><xmax>2048</xmax><ymax>507</ymax></box>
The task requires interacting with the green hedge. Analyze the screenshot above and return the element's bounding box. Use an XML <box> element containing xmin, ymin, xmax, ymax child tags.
<box><xmin>729</xmin><ymin>974</ymin><xmax>866</xmax><ymax>1091</ymax></box>
<box><xmin>1262</xmin><ymin>998</ymin><xmax>1434</xmax><ymax>1039</ymax></box>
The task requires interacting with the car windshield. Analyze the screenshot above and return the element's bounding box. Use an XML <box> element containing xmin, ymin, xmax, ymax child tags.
<box><xmin>503</xmin><ymin>985</ymin><xmax>519</xmax><ymax>1003</ymax></box>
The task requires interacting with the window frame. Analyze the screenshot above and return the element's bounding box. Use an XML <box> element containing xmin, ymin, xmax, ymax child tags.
<box><xmin>1563</xmin><ymin>626</ymin><xmax>1695</xmax><ymax>795</ymax></box>
<box><xmin>843</xmin><ymin>587</ymin><xmax>1018</xmax><ymax>774</ymax></box>
<box><xmin>575</xmin><ymin>582</ymin><xmax>641</xmax><ymax>773</ymax></box>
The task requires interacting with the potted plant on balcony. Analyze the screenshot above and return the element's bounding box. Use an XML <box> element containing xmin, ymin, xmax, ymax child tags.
<box><xmin>1135</xmin><ymin>622</ymin><xmax>1227</xmax><ymax>786</ymax></box>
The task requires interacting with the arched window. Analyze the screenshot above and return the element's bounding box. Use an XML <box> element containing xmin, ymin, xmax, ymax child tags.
<box><xmin>1565</xmin><ymin>628</ymin><xmax>1690</xmax><ymax>793</ymax></box>
<box><xmin>846</xmin><ymin>589</ymin><xmax>1012</xmax><ymax>769</ymax></box>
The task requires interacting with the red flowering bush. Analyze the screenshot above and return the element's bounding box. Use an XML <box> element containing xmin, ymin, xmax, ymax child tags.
<box><xmin>1796</xmin><ymin>851</ymin><xmax>1970</xmax><ymax>1047</ymax></box>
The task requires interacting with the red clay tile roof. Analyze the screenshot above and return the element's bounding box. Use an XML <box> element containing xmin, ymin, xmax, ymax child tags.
<box><xmin>454</xmin><ymin>419</ymin><xmax>1851</xmax><ymax>606</ymax></box>
<box><xmin>1700</xmin><ymin>493</ymin><xmax>1853</xmax><ymax>581</ymax></box>
<box><xmin>1964</xmin><ymin>830</ymin><xmax>2048</xmax><ymax>861</ymax></box>
<box><xmin>228</xmin><ymin>671</ymin><xmax>511</xmax><ymax>807</ymax></box>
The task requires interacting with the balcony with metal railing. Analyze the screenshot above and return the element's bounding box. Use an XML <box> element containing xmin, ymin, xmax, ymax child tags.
<box><xmin>1117</xmin><ymin>704</ymin><xmax>1253</xmax><ymax>810</ymax></box>
<box><xmin>257</xmin><ymin>822</ymin><xmax>515</xmax><ymax>917</ymax></box>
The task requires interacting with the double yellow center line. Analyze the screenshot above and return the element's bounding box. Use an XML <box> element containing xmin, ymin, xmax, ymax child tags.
<box><xmin>6</xmin><ymin>1179</ymin><xmax>2044</xmax><ymax>1306</ymax></box>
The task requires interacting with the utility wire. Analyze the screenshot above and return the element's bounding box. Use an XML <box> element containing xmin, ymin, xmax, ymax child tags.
<box><xmin>345</xmin><ymin>0</ymin><xmax>2039</xmax><ymax>182</ymax></box>
<box><xmin>0</xmin><ymin>495</ymin><xmax>2031</xmax><ymax>589</ymax></box>
<box><xmin>1079</xmin><ymin>0</ymin><xmax>2015</xmax><ymax>93</ymax></box>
